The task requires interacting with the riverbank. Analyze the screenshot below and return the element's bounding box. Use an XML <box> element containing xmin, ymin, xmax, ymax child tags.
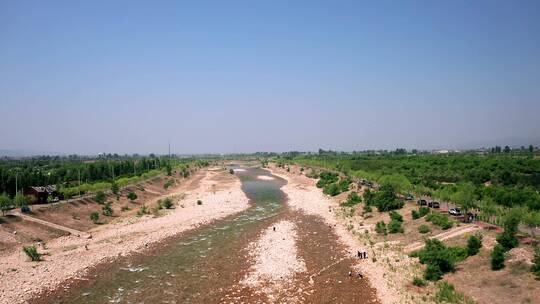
<box><xmin>269</xmin><ymin>165</ymin><xmax>411</xmax><ymax>304</ymax></box>
<box><xmin>0</xmin><ymin>167</ymin><xmax>250</xmax><ymax>304</ymax></box>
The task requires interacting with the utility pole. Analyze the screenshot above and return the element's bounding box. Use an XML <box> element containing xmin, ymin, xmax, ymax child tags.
<box><xmin>78</xmin><ymin>168</ymin><xmax>81</xmax><ymax>197</ymax></box>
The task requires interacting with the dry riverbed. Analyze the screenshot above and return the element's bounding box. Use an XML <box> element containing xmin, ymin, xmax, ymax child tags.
<box><xmin>0</xmin><ymin>168</ymin><xmax>250</xmax><ymax>304</ymax></box>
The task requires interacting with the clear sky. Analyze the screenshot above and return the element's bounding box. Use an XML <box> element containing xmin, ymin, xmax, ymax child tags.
<box><xmin>1</xmin><ymin>0</ymin><xmax>539</xmax><ymax>155</ymax></box>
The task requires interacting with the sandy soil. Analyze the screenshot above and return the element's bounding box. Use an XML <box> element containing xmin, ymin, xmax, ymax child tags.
<box><xmin>242</xmin><ymin>220</ymin><xmax>306</xmax><ymax>302</ymax></box>
<box><xmin>0</xmin><ymin>168</ymin><xmax>250</xmax><ymax>304</ymax></box>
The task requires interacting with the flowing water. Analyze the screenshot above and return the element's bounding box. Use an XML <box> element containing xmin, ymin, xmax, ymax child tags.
<box><xmin>45</xmin><ymin>167</ymin><xmax>286</xmax><ymax>303</ymax></box>
<box><xmin>40</xmin><ymin>166</ymin><xmax>380</xmax><ymax>303</ymax></box>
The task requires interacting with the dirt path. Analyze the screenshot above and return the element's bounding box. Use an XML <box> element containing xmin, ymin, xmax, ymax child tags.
<box><xmin>10</xmin><ymin>211</ymin><xmax>90</xmax><ymax>238</ymax></box>
<box><xmin>404</xmin><ymin>224</ymin><xmax>480</xmax><ymax>253</ymax></box>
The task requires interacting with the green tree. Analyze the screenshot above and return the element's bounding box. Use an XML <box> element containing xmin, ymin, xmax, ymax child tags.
<box><xmin>14</xmin><ymin>193</ymin><xmax>28</xmax><ymax>208</ymax></box>
<box><xmin>378</xmin><ymin>174</ymin><xmax>412</xmax><ymax>194</ymax></box>
<box><xmin>491</xmin><ymin>244</ymin><xmax>506</xmax><ymax>270</ymax></box>
<box><xmin>452</xmin><ymin>183</ymin><xmax>476</xmax><ymax>213</ymax></box>
<box><xmin>466</xmin><ymin>234</ymin><xmax>482</xmax><ymax>256</ymax></box>
<box><xmin>504</xmin><ymin>146</ymin><xmax>511</xmax><ymax>153</ymax></box>
<box><xmin>375</xmin><ymin>221</ymin><xmax>387</xmax><ymax>235</ymax></box>
<box><xmin>496</xmin><ymin>211</ymin><xmax>520</xmax><ymax>250</ymax></box>
<box><xmin>0</xmin><ymin>193</ymin><xmax>11</xmax><ymax>216</ymax></box>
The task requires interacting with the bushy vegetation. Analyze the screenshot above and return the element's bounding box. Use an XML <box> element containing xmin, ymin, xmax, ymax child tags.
<box><xmin>288</xmin><ymin>152</ymin><xmax>540</xmax><ymax>229</ymax></box>
<box><xmin>102</xmin><ymin>203</ymin><xmax>113</xmax><ymax>216</ymax></box>
<box><xmin>111</xmin><ymin>182</ymin><xmax>119</xmax><ymax>195</ymax></box>
<box><xmin>340</xmin><ymin>191</ymin><xmax>362</xmax><ymax>207</ymax></box>
<box><xmin>426</xmin><ymin>212</ymin><xmax>453</xmax><ymax>230</ymax></box>
<box><xmin>318</xmin><ymin>172</ymin><xmax>350</xmax><ymax>196</ymax></box>
<box><xmin>412</xmin><ymin>206</ymin><xmax>430</xmax><ymax>219</ymax></box>
<box><xmin>496</xmin><ymin>211</ymin><xmax>520</xmax><ymax>251</ymax></box>
<box><xmin>197</xmin><ymin>199</ymin><xmax>203</xmax><ymax>205</ymax></box>
<box><xmin>127</xmin><ymin>192</ymin><xmax>137</xmax><ymax>201</ymax></box>
<box><xmin>412</xmin><ymin>239</ymin><xmax>473</xmax><ymax>281</ymax></box>
<box><xmin>388</xmin><ymin>211</ymin><xmax>404</xmax><ymax>233</ymax></box>
<box><xmin>466</xmin><ymin>234</ymin><xmax>482</xmax><ymax>256</ymax></box>
<box><xmin>162</xmin><ymin>198</ymin><xmax>173</xmax><ymax>209</ymax></box>
<box><xmin>94</xmin><ymin>191</ymin><xmax>106</xmax><ymax>204</ymax></box>
<box><xmin>316</xmin><ymin>172</ymin><xmax>339</xmax><ymax>188</ymax></box>
<box><xmin>90</xmin><ymin>211</ymin><xmax>99</xmax><ymax>223</ymax></box>
<box><xmin>364</xmin><ymin>184</ymin><xmax>404</xmax><ymax>212</ymax></box>
<box><xmin>137</xmin><ymin>204</ymin><xmax>149</xmax><ymax>216</ymax></box>
<box><xmin>531</xmin><ymin>247</ymin><xmax>540</xmax><ymax>279</ymax></box>
<box><xmin>375</xmin><ymin>221</ymin><xmax>387</xmax><ymax>235</ymax></box>
<box><xmin>491</xmin><ymin>244</ymin><xmax>506</xmax><ymax>270</ymax></box>
<box><xmin>0</xmin><ymin>155</ymin><xmax>194</xmax><ymax>199</ymax></box>
<box><xmin>164</xmin><ymin>179</ymin><xmax>174</xmax><ymax>190</ymax></box>
<box><xmin>229</xmin><ymin>168</ymin><xmax>234</xmax><ymax>174</ymax></box>
<box><xmin>22</xmin><ymin>245</ymin><xmax>42</xmax><ymax>261</ymax></box>
<box><xmin>418</xmin><ymin>224</ymin><xmax>430</xmax><ymax>234</ymax></box>
<box><xmin>434</xmin><ymin>281</ymin><xmax>475</xmax><ymax>304</ymax></box>
<box><xmin>412</xmin><ymin>276</ymin><xmax>427</xmax><ymax>287</ymax></box>
<box><xmin>0</xmin><ymin>193</ymin><xmax>11</xmax><ymax>216</ymax></box>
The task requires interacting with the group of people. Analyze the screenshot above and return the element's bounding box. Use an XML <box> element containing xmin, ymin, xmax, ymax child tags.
<box><xmin>357</xmin><ymin>250</ymin><xmax>368</xmax><ymax>259</ymax></box>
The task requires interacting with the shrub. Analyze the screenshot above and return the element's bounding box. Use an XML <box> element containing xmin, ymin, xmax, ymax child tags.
<box><xmin>0</xmin><ymin>193</ymin><xmax>12</xmax><ymax>216</ymax></box>
<box><xmin>497</xmin><ymin>211</ymin><xmax>520</xmax><ymax>251</ymax></box>
<box><xmin>102</xmin><ymin>204</ymin><xmax>113</xmax><ymax>216</ymax></box>
<box><xmin>388</xmin><ymin>219</ymin><xmax>404</xmax><ymax>233</ymax></box>
<box><xmin>90</xmin><ymin>211</ymin><xmax>99</xmax><ymax>223</ymax></box>
<box><xmin>531</xmin><ymin>247</ymin><xmax>540</xmax><ymax>280</ymax></box>
<box><xmin>22</xmin><ymin>245</ymin><xmax>41</xmax><ymax>261</ymax></box>
<box><xmin>424</xmin><ymin>264</ymin><xmax>443</xmax><ymax>281</ymax></box>
<box><xmin>316</xmin><ymin>172</ymin><xmax>339</xmax><ymax>188</ymax></box>
<box><xmin>426</xmin><ymin>212</ymin><xmax>453</xmax><ymax>230</ymax></box>
<box><xmin>363</xmin><ymin>205</ymin><xmax>372</xmax><ymax>215</ymax></box>
<box><xmin>340</xmin><ymin>191</ymin><xmax>362</xmax><ymax>207</ymax></box>
<box><xmin>373</xmin><ymin>184</ymin><xmax>404</xmax><ymax>212</ymax></box>
<box><xmin>111</xmin><ymin>183</ymin><xmax>119</xmax><ymax>195</ymax></box>
<box><xmin>229</xmin><ymin>168</ymin><xmax>234</xmax><ymax>174</ymax></box>
<box><xmin>137</xmin><ymin>204</ymin><xmax>149</xmax><ymax>216</ymax></box>
<box><xmin>127</xmin><ymin>192</ymin><xmax>137</xmax><ymax>201</ymax></box>
<box><xmin>164</xmin><ymin>179</ymin><xmax>174</xmax><ymax>190</ymax></box>
<box><xmin>412</xmin><ymin>207</ymin><xmax>430</xmax><ymax>219</ymax></box>
<box><xmin>412</xmin><ymin>276</ymin><xmax>427</xmax><ymax>287</ymax></box>
<box><xmin>323</xmin><ymin>182</ymin><xmax>341</xmax><ymax>196</ymax></box>
<box><xmin>412</xmin><ymin>210</ymin><xmax>420</xmax><ymax>220</ymax></box>
<box><xmin>197</xmin><ymin>200</ymin><xmax>202</xmax><ymax>205</ymax></box>
<box><xmin>375</xmin><ymin>221</ymin><xmax>387</xmax><ymax>235</ymax></box>
<box><xmin>162</xmin><ymin>198</ymin><xmax>173</xmax><ymax>209</ymax></box>
<box><xmin>418</xmin><ymin>224</ymin><xmax>430</xmax><ymax>234</ymax></box>
<box><xmin>466</xmin><ymin>234</ymin><xmax>482</xmax><ymax>256</ymax></box>
<box><xmin>389</xmin><ymin>211</ymin><xmax>403</xmax><ymax>222</ymax></box>
<box><xmin>94</xmin><ymin>191</ymin><xmax>106</xmax><ymax>204</ymax></box>
<box><xmin>434</xmin><ymin>281</ymin><xmax>474</xmax><ymax>304</ymax></box>
<box><xmin>414</xmin><ymin>239</ymin><xmax>455</xmax><ymax>280</ymax></box>
<box><xmin>491</xmin><ymin>244</ymin><xmax>506</xmax><ymax>270</ymax></box>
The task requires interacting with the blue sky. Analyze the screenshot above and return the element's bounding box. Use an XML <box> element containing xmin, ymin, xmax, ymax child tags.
<box><xmin>1</xmin><ymin>0</ymin><xmax>539</xmax><ymax>154</ymax></box>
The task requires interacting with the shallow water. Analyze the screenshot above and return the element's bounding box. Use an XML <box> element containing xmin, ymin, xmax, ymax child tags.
<box><xmin>51</xmin><ymin>167</ymin><xmax>287</xmax><ymax>304</ymax></box>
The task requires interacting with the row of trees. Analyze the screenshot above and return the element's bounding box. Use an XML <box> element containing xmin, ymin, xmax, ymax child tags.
<box><xmin>0</xmin><ymin>155</ymin><xmax>195</xmax><ymax>198</ymax></box>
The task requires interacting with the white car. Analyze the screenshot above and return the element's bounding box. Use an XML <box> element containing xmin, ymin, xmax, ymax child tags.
<box><xmin>448</xmin><ymin>208</ymin><xmax>461</xmax><ymax>216</ymax></box>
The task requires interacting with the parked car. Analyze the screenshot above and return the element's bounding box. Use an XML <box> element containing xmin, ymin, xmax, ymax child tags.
<box><xmin>417</xmin><ymin>199</ymin><xmax>427</xmax><ymax>206</ymax></box>
<box><xmin>428</xmin><ymin>201</ymin><xmax>440</xmax><ymax>208</ymax></box>
<box><xmin>405</xmin><ymin>193</ymin><xmax>414</xmax><ymax>200</ymax></box>
<box><xmin>448</xmin><ymin>208</ymin><xmax>461</xmax><ymax>216</ymax></box>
